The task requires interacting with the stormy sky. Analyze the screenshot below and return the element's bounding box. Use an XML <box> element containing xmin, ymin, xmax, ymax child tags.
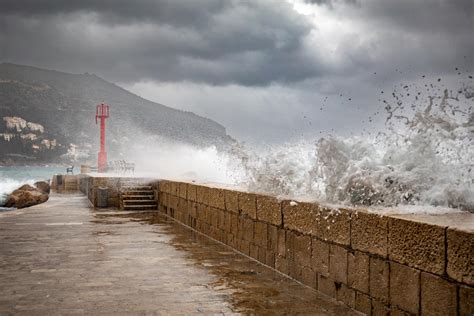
<box><xmin>1</xmin><ymin>0</ymin><xmax>473</xmax><ymax>144</ymax></box>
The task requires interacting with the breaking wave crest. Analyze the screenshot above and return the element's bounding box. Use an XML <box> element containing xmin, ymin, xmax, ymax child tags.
<box><xmin>234</xmin><ymin>87</ymin><xmax>473</xmax><ymax>211</ymax></box>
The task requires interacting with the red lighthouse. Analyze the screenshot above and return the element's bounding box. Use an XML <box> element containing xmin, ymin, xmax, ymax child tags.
<box><xmin>96</xmin><ymin>103</ymin><xmax>109</xmax><ymax>172</ymax></box>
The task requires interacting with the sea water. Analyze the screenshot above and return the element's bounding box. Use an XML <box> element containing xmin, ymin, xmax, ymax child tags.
<box><xmin>0</xmin><ymin>166</ymin><xmax>65</xmax><ymax>210</ymax></box>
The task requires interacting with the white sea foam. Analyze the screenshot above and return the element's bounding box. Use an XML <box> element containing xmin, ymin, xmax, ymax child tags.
<box><xmin>103</xmin><ymin>83</ymin><xmax>474</xmax><ymax>214</ymax></box>
<box><xmin>236</xmin><ymin>88</ymin><xmax>473</xmax><ymax>212</ymax></box>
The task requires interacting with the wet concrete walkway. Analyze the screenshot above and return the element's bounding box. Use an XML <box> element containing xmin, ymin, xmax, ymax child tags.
<box><xmin>0</xmin><ymin>194</ymin><xmax>358</xmax><ymax>315</ymax></box>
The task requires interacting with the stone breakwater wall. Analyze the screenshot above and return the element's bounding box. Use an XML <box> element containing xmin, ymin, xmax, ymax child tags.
<box><xmin>79</xmin><ymin>175</ymin><xmax>473</xmax><ymax>315</ymax></box>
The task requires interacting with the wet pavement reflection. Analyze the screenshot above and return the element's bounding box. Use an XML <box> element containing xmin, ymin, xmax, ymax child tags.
<box><xmin>0</xmin><ymin>194</ymin><xmax>358</xmax><ymax>315</ymax></box>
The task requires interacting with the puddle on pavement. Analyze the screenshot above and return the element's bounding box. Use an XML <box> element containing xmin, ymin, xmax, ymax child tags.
<box><xmin>89</xmin><ymin>210</ymin><xmax>356</xmax><ymax>314</ymax></box>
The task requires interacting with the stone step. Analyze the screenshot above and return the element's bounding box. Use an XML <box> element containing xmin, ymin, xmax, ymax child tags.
<box><xmin>123</xmin><ymin>204</ymin><xmax>157</xmax><ymax>211</ymax></box>
<box><xmin>121</xmin><ymin>190</ymin><xmax>154</xmax><ymax>195</ymax></box>
<box><xmin>121</xmin><ymin>186</ymin><xmax>152</xmax><ymax>191</ymax></box>
<box><xmin>123</xmin><ymin>200</ymin><xmax>157</xmax><ymax>205</ymax></box>
<box><xmin>122</xmin><ymin>195</ymin><xmax>155</xmax><ymax>200</ymax></box>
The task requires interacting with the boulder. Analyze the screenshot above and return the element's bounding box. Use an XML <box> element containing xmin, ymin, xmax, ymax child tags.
<box><xmin>3</xmin><ymin>185</ymin><xmax>49</xmax><ymax>209</ymax></box>
<box><xmin>34</xmin><ymin>181</ymin><xmax>51</xmax><ymax>194</ymax></box>
<box><xmin>17</xmin><ymin>184</ymin><xmax>37</xmax><ymax>192</ymax></box>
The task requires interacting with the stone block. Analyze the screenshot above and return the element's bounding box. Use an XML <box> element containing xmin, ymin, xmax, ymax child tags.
<box><xmin>351</xmin><ymin>211</ymin><xmax>388</xmax><ymax>257</ymax></box>
<box><xmin>258</xmin><ymin>246</ymin><xmax>266</xmax><ymax>263</ymax></box>
<box><xmin>390</xmin><ymin>262</ymin><xmax>420</xmax><ymax>315</ymax></box>
<box><xmin>265</xmin><ymin>251</ymin><xmax>275</xmax><ymax>268</ymax></box>
<box><xmin>459</xmin><ymin>285</ymin><xmax>473</xmax><ymax>316</ymax></box>
<box><xmin>227</xmin><ymin>233</ymin><xmax>237</xmax><ymax>249</ymax></box>
<box><xmin>447</xmin><ymin>227</ymin><xmax>473</xmax><ymax>285</ymax></box>
<box><xmin>288</xmin><ymin>257</ymin><xmax>300</xmax><ymax>279</ymax></box>
<box><xmin>355</xmin><ymin>292</ymin><xmax>372</xmax><ymax>315</ymax></box>
<box><xmin>289</xmin><ymin>233</ymin><xmax>312</xmax><ymax>268</ymax></box>
<box><xmin>169</xmin><ymin>181</ymin><xmax>179</xmax><ymax>196</ymax></box>
<box><xmin>209</xmin><ymin>188</ymin><xmax>225</xmax><ymax>210</ymax></box>
<box><xmin>223</xmin><ymin>211</ymin><xmax>231</xmax><ymax>233</ymax></box>
<box><xmin>421</xmin><ymin>272</ymin><xmax>457</xmax><ymax>316</ymax></box>
<box><xmin>282</xmin><ymin>201</ymin><xmax>316</xmax><ymax>234</ymax></box>
<box><xmin>369</xmin><ymin>257</ymin><xmax>389</xmax><ymax>303</ymax></box>
<box><xmin>275</xmin><ymin>255</ymin><xmax>289</xmax><ymax>274</ymax></box>
<box><xmin>277</xmin><ymin>228</ymin><xmax>286</xmax><ymax>257</ymax></box>
<box><xmin>230</xmin><ymin>213</ymin><xmax>239</xmax><ymax>236</ymax></box>
<box><xmin>162</xmin><ymin>192</ymin><xmax>170</xmax><ymax>208</ymax></box>
<box><xmin>256</xmin><ymin>195</ymin><xmax>282</xmax><ymax>226</ymax></box>
<box><xmin>388</xmin><ymin>217</ymin><xmax>445</xmax><ymax>274</ymax></box>
<box><xmin>160</xmin><ymin>180</ymin><xmax>170</xmax><ymax>194</ymax></box>
<box><xmin>389</xmin><ymin>307</ymin><xmax>411</xmax><ymax>316</ymax></box>
<box><xmin>196</xmin><ymin>185</ymin><xmax>210</xmax><ymax>205</ymax></box>
<box><xmin>239</xmin><ymin>239</ymin><xmax>250</xmax><ymax>256</ymax></box>
<box><xmin>196</xmin><ymin>203</ymin><xmax>209</xmax><ymax>223</ymax></box>
<box><xmin>236</xmin><ymin>216</ymin><xmax>244</xmax><ymax>239</ymax></box>
<box><xmin>301</xmin><ymin>266</ymin><xmax>317</xmax><ymax>288</ymax></box>
<box><xmin>348</xmin><ymin>251</ymin><xmax>369</xmax><ymax>294</ymax></box>
<box><xmin>239</xmin><ymin>193</ymin><xmax>257</xmax><ymax>219</ymax></box>
<box><xmin>169</xmin><ymin>195</ymin><xmax>179</xmax><ymax>210</ymax></box>
<box><xmin>285</xmin><ymin>230</ymin><xmax>295</xmax><ymax>259</ymax></box>
<box><xmin>312</xmin><ymin>238</ymin><xmax>329</xmax><ymax>276</ymax></box>
<box><xmin>187</xmin><ymin>184</ymin><xmax>197</xmax><ymax>201</ymax></box>
<box><xmin>282</xmin><ymin>201</ymin><xmax>351</xmax><ymax>245</ymax></box>
<box><xmin>178</xmin><ymin>182</ymin><xmax>187</xmax><ymax>199</ymax></box>
<box><xmin>318</xmin><ymin>274</ymin><xmax>336</xmax><ymax>298</ymax></box>
<box><xmin>188</xmin><ymin>201</ymin><xmax>197</xmax><ymax>218</ymax></box>
<box><xmin>224</xmin><ymin>190</ymin><xmax>239</xmax><ymax>213</ymax></box>
<box><xmin>107</xmin><ymin>197</ymin><xmax>119</xmax><ymax>208</ymax></box>
<box><xmin>250</xmin><ymin>243</ymin><xmax>259</xmax><ymax>260</ymax></box>
<box><xmin>241</xmin><ymin>217</ymin><xmax>254</xmax><ymax>242</ymax></box>
<box><xmin>160</xmin><ymin>192</ymin><xmax>168</xmax><ymax>208</ymax></box>
<box><xmin>372</xmin><ymin>299</ymin><xmax>389</xmax><ymax>316</ymax></box>
<box><xmin>202</xmin><ymin>222</ymin><xmax>211</xmax><ymax>235</ymax></box>
<box><xmin>336</xmin><ymin>284</ymin><xmax>355</xmax><ymax>309</ymax></box>
<box><xmin>178</xmin><ymin>198</ymin><xmax>188</xmax><ymax>213</ymax></box>
<box><xmin>329</xmin><ymin>244</ymin><xmax>347</xmax><ymax>284</ymax></box>
<box><xmin>218</xmin><ymin>209</ymin><xmax>225</xmax><ymax>229</ymax></box>
<box><xmin>254</xmin><ymin>221</ymin><xmax>267</xmax><ymax>248</ymax></box>
<box><xmin>267</xmin><ymin>224</ymin><xmax>278</xmax><ymax>251</ymax></box>
<box><xmin>210</xmin><ymin>207</ymin><xmax>219</xmax><ymax>228</ymax></box>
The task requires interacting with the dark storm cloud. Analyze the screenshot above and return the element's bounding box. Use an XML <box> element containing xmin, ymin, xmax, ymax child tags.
<box><xmin>0</xmin><ymin>0</ymin><xmax>320</xmax><ymax>85</ymax></box>
<box><xmin>1</xmin><ymin>0</ymin><xmax>472</xmax><ymax>143</ymax></box>
<box><xmin>0</xmin><ymin>0</ymin><xmax>225</xmax><ymax>28</ymax></box>
<box><xmin>0</xmin><ymin>0</ymin><xmax>472</xmax><ymax>87</ymax></box>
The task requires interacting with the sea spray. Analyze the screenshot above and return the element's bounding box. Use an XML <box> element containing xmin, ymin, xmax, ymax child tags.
<box><xmin>235</xmin><ymin>86</ymin><xmax>473</xmax><ymax>211</ymax></box>
<box><xmin>121</xmin><ymin>136</ymin><xmax>245</xmax><ymax>184</ymax></box>
<box><xmin>118</xmin><ymin>82</ymin><xmax>473</xmax><ymax>212</ymax></box>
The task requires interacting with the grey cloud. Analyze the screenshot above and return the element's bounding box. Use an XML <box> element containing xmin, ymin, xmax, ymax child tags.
<box><xmin>0</xmin><ymin>0</ymin><xmax>472</xmax><ymax>89</ymax></box>
<box><xmin>0</xmin><ymin>0</ymin><xmax>320</xmax><ymax>85</ymax></box>
<box><xmin>0</xmin><ymin>0</ymin><xmax>225</xmax><ymax>28</ymax></box>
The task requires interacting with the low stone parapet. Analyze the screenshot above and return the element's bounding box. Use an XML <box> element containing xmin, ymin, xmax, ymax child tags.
<box><xmin>78</xmin><ymin>175</ymin><xmax>473</xmax><ymax>315</ymax></box>
<box><xmin>157</xmin><ymin>180</ymin><xmax>473</xmax><ymax>316</ymax></box>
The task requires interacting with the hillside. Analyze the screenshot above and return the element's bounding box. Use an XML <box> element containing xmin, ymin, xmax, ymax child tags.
<box><xmin>0</xmin><ymin>63</ymin><xmax>234</xmax><ymax>164</ymax></box>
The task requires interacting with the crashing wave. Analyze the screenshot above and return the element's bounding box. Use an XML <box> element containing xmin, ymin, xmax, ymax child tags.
<box><xmin>235</xmin><ymin>87</ymin><xmax>473</xmax><ymax>211</ymax></box>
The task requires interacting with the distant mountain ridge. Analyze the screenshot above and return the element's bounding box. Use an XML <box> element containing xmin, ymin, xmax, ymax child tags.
<box><xmin>0</xmin><ymin>63</ymin><xmax>234</xmax><ymax>164</ymax></box>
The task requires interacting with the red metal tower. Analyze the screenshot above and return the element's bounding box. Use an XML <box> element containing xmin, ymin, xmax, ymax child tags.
<box><xmin>96</xmin><ymin>103</ymin><xmax>110</xmax><ymax>172</ymax></box>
